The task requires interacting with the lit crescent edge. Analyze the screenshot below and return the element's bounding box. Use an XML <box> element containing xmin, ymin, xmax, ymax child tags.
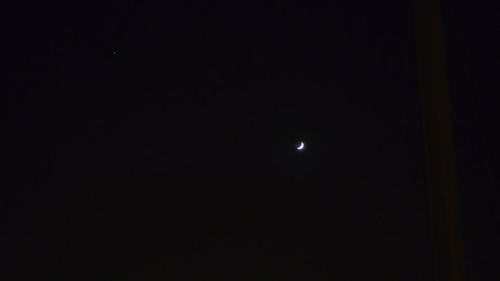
<box><xmin>297</xmin><ymin>142</ymin><xmax>304</xmax><ymax>150</ymax></box>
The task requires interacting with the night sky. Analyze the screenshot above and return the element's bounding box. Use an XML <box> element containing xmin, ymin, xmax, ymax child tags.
<box><xmin>2</xmin><ymin>1</ymin><xmax>499</xmax><ymax>280</ymax></box>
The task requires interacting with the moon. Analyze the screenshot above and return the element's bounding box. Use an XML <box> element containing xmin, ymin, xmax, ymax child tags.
<box><xmin>297</xmin><ymin>142</ymin><xmax>304</xmax><ymax>150</ymax></box>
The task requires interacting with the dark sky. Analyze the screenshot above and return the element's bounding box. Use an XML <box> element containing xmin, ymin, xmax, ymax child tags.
<box><xmin>2</xmin><ymin>1</ymin><xmax>499</xmax><ymax>281</ymax></box>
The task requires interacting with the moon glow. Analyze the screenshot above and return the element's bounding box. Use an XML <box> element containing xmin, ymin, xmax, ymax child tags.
<box><xmin>297</xmin><ymin>142</ymin><xmax>304</xmax><ymax>150</ymax></box>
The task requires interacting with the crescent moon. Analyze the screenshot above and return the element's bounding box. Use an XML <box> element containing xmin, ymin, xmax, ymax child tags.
<box><xmin>297</xmin><ymin>142</ymin><xmax>304</xmax><ymax>150</ymax></box>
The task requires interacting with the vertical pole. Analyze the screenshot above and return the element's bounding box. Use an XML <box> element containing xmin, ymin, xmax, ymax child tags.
<box><xmin>414</xmin><ymin>1</ymin><xmax>463</xmax><ymax>281</ymax></box>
